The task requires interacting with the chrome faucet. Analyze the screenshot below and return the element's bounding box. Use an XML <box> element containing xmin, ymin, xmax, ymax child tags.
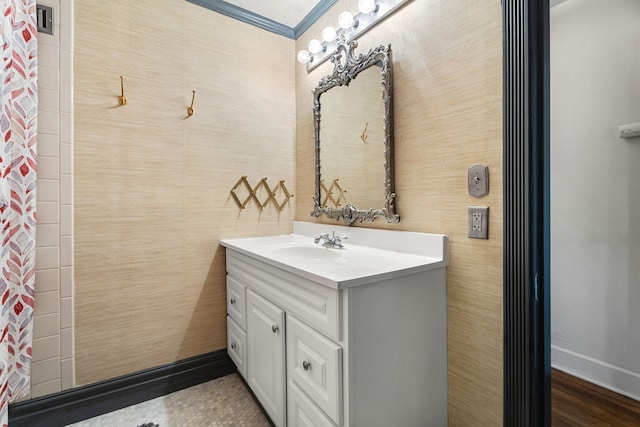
<box><xmin>314</xmin><ymin>231</ymin><xmax>346</xmax><ymax>249</ymax></box>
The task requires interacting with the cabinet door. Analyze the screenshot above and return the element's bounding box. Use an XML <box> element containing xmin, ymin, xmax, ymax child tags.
<box><xmin>247</xmin><ymin>290</ymin><xmax>286</xmax><ymax>427</ymax></box>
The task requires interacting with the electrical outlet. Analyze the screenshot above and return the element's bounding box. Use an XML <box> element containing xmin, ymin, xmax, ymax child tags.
<box><xmin>468</xmin><ymin>206</ymin><xmax>489</xmax><ymax>239</ymax></box>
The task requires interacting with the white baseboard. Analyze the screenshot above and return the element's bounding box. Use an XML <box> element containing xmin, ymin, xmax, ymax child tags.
<box><xmin>552</xmin><ymin>345</ymin><xmax>640</xmax><ymax>401</ymax></box>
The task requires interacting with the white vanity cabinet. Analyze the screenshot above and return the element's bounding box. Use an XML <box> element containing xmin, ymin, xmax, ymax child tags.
<box><xmin>222</xmin><ymin>222</ymin><xmax>448</xmax><ymax>427</ymax></box>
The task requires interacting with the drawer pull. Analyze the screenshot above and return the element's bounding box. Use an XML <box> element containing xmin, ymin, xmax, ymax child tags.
<box><xmin>302</xmin><ymin>360</ymin><xmax>311</xmax><ymax>371</ymax></box>
<box><xmin>230</xmin><ymin>298</ymin><xmax>236</xmax><ymax>305</ymax></box>
<box><xmin>230</xmin><ymin>341</ymin><xmax>236</xmax><ymax>350</ymax></box>
<box><xmin>272</xmin><ymin>324</ymin><xmax>279</xmax><ymax>334</ymax></box>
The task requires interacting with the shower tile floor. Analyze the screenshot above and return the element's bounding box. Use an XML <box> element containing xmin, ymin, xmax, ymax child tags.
<box><xmin>67</xmin><ymin>374</ymin><xmax>271</xmax><ymax>427</ymax></box>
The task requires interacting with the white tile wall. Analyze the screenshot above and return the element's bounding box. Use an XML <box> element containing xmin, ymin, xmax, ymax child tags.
<box><xmin>38</xmin><ymin>111</ymin><xmax>60</xmax><ymax>135</ymax></box>
<box><xmin>60</xmin><ymin>204</ymin><xmax>72</xmax><ymax>235</ymax></box>
<box><xmin>60</xmin><ymin>359</ymin><xmax>75</xmax><ymax>390</ymax></box>
<box><xmin>60</xmin><ymin>143</ymin><xmax>72</xmax><ymax>174</ymax></box>
<box><xmin>37</xmin><ymin>155</ymin><xmax>60</xmax><ymax>180</ymax></box>
<box><xmin>36</xmin><ymin>179</ymin><xmax>60</xmax><ymax>202</ymax></box>
<box><xmin>38</xmin><ymin>89</ymin><xmax>60</xmax><ymax>113</ymax></box>
<box><xmin>60</xmin><ymin>174</ymin><xmax>72</xmax><ymax>205</ymax></box>
<box><xmin>31</xmin><ymin>379</ymin><xmax>62</xmax><ymax>399</ymax></box>
<box><xmin>35</xmin><ymin>268</ymin><xmax>60</xmax><ymax>293</ymax></box>
<box><xmin>60</xmin><ymin>112</ymin><xmax>72</xmax><ymax>143</ymax></box>
<box><xmin>38</xmin><ymin>45</ymin><xmax>59</xmax><ymax>68</ymax></box>
<box><xmin>33</xmin><ymin>313</ymin><xmax>61</xmax><ymax>339</ymax></box>
<box><xmin>35</xmin><ymin>247</ymin><xmax>59</xmax><ymax>271</ymax></box>
<box><xmin>33</xmin><ymin>0</ymin><xmax>74</xmax><ymax>399</ymax></box>
<box><xmin>31</xmin><ymin>358</ymin><xmax>61</xmax><ymax>385</ymax></box>
<box><xmin>36</xmin><ymin>224</ymin><xmax>60</xmax><ymax>247</ymax></box>
<box><xmin>33</xmin><ymin>335</ymin><xmax>60</xmax><ymax>362</ymax></box>
<box><xmin>60</xmin><ymin>328</ymin><xmax>73</xmax><ymax>360</ymax></box>
<box><xmin>38</xmin><ymin>65</ymin><xmax>60</xmax><ymax>91</ymax></box>
<box><xmin>60</xmin><ymin>266</ymin><xmax>73</xmax><ymax>297</ymax></box>
<box><xmin>60</xmin><ymin>236</ymin><xmax>73</xmax><ymax>267</ymax></box>
<box><xmin>60</xmin><ymin>298</ymin><xmax>73</xmax><ymax>329</ymax></box>
<box><xmin>33</xmin><ymin>291</ymin><xmax>59</xmax><ymax>316</ymax></box>
<box><xmin>37</xmin><ymin>201</ymin><xmax>60</xmax><ymax>224</ymax></box>
<box><xmin>37</xmin><ymin>133</ymin><xmax>60</xmax><ymax>157</ymax></box>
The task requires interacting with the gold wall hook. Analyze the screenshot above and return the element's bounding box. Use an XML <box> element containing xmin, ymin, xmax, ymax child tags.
<box><xmin>360</xmin><ymin>122</ymin><xmax>368</xmax><ymax>142</ymax></box>
<box><xmin>187</xmin><ymin>90</ymin><xmax>196</xmax><ymax>116</ymax></box>
<box><xmin>118</xmin><ymin>76</ymin><xmax>127</xmax><ymax>106</ymax></box>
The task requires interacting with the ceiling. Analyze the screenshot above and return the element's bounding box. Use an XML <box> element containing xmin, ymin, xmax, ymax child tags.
<box><xmin>187</xmin><ymin>0</ymin><xmax>336</xmax><ymax>39</ymax></box>
<box><xmin>224</xmin><ymin>0</ymin><xmax>323</xmax><ymax>28</ymax></box>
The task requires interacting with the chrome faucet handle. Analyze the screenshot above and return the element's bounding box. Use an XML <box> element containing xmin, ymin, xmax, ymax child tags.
<box><xmin>314</xmin><ymin>233</ymin><xmax>329</xmax><ymax>244</ymax></box>
<box><xmin>333</xmin><ymin>233</ymin><xmax>348</xmax><ymax>241</ymax></box>
<box><xmin>331</xmin><ymin>232</ymin><xmax>347</xmax><ymax>248</ymax></box>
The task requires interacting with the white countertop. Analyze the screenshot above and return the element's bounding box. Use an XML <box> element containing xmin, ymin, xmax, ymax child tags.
<box><xmin>220</xmin><ymin>222</ymin><xmax>448</xmax><ymax>289</ymax></box>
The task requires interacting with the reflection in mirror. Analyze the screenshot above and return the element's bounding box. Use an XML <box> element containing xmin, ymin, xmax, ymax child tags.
<box><xmin>320</xmin><ymin>64</ymin><xmax>385</xmax><ymax>209</ymax></box>
<box><xmin>311</xmin><ymin>40</ymin><xmax>400</xmax><ymax>225</ymax></box>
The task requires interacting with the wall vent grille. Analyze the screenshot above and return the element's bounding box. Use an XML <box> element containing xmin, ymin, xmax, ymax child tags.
<box><xmin>36</xmin><ymin>4</ymin><xmax>54</xmax><ymax>35</ymax></box>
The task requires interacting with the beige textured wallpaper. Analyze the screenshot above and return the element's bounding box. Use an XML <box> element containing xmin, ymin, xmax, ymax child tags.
<box><xmin>74</xmin><ymin>0</ymin><xmax>296</xmax><ymax>385</ymax></box>
<box><xmin>295</xmin><ymin>0</ymin><xmax>503</xmax><ymax>424</ymax></box>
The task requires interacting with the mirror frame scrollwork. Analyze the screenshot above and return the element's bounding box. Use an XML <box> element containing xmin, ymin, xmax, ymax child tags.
<box><xmin>311</xmin><ymin>40</ymin><xmax>400</xmax><ymax>225</ymax></box>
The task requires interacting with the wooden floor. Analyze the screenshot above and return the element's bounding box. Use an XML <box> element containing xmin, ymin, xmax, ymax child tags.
<box><xmin>552</xmin><ymin>369</ymin><xmax>640</xmax><ymax>426</ymax></box>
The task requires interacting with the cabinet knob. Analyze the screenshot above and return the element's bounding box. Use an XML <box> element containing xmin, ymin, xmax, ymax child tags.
<box><xmin>231</xmin><ymin>341</ymin><xmax>236</xmax><ymax>350</ymax></box>
<box><xmin>272</xmin><ymin>325</ymin><xmax>279</xmax><ymax>334</ymax></box>
<box><xmin>230</xmin><ymin>298</ymin><xmax>236</xmax><ymax>305</ymax></box>
<box><xmin>302</xmin><ymin>360</ymin><xmax>311</xmax><ymax>371</ymax></box>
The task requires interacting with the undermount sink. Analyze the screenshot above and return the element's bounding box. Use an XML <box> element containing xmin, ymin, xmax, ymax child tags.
<box><xmin>268</xmin><ymin>243</ymin><xmax>342</xmax><ymax>260</ymax></box>
<box><xmin>220</xmin><ymin>222</ymin><xmax>448</xmax><ymax>289</ymax></box>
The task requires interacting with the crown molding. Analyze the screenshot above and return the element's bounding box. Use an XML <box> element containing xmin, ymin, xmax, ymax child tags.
<box><xmin>186</xmin><ymin>0</ymin><xmax>337</xmax><ymax>40</ymax></box>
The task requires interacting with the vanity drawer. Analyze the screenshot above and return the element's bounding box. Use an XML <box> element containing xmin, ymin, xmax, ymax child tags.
<box><xmin>227</xmin><ymin>251</ymin><xmax>341</xmax><ymax>341</ymax></box>
<box><xmin>287</xmin><ymin>315</ymin><xmax>342</xmax><ymax>425</ymax></box>
<box><xmin>227</xmin><ymin>316</ymin><xmax>247</xmax><ymax>379</ymax></box>
<box><xmin>288</xmin><ymin>380</ymin><xmax>338</xmax><ymax>427</ymax></box>
<box><xmin>226</xmin><ymin>276</ymin><xmax>246</xmax><ymax>329</ymax></box>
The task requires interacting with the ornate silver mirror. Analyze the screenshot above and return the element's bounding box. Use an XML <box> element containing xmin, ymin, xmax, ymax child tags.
<box><xmin>311</xmin><ymin>40</ymin><xmax>400</xmax><ymax>225</ymax></box>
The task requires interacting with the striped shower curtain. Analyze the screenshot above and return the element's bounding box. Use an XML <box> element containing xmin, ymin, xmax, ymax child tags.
<box><xmin>0</xmin><ymin>0</ymin><xmax>38</xmax><ymax>425</ymax></box>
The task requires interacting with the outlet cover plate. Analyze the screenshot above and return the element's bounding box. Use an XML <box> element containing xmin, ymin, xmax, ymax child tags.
<box><xmin>468</xmin><ymin>206</ymin><xmax>489</xmax><ymax>239</ymax></box>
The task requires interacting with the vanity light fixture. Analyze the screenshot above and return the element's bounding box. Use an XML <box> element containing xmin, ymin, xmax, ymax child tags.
<box><xmin>322</xmin><ymin>26</ymin><xmax>337</xmax><ymax>42</ymax></box>
<box><xmin>296</xmin><ymin>0</ymin><xmax>413</xmax><ymax>71</ymax></box>
<box><xmin>358</xmin><ymin>0</ymin><xmax>378</xmax><ymax>14</ymax></box>
<box><xmin>308</xmin><ymin>39</ymin><xmax>324</xmax><ymax>54</ymax></box>
<box><xmin>338</xmin><ymin>11</ymin><xmax>355</xmax><ymax>29</ymax></box>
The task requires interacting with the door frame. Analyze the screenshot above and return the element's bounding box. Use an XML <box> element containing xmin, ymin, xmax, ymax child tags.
<box><xmin>502</xmin><ymin>1</ymin><xmax>551</xmax><ymax>425</ymax></box>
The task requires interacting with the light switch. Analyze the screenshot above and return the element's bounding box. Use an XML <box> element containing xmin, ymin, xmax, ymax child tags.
<box><xmin>468</xmin><ymin>164</ymin><xmax>489</xmax><ymax>198</ymax></box>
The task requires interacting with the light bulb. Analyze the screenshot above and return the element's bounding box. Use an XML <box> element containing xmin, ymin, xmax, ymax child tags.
<box><xmin>322</xmin><ymin>26</ymin><xmax>337</xmax><ymax>42</ymax></box>
<box><xmin>308</xmin><ymin>39</ymin><xmax>323</xmax><ymax>54</ymax></box>
<box><xmin>297</xmin><ymin>50</ymin><xmax>310</xmax><ymax>64</ymax></box>
<box><xmin>358</xmin><ymin>0</ymin><xmax>377</xmax><ymax>13</ymax></box>
<box><xmin>338</xmin><ymin>11</ymin><xmax>354</xmax><ymax>29</ymax></box>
